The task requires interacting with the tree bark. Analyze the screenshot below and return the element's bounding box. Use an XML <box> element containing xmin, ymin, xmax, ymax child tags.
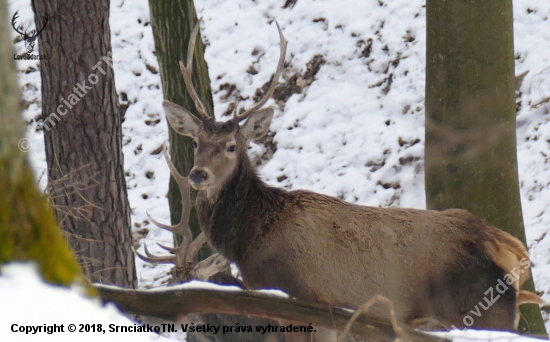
<box><xmin>0</xmin><ymin>0</ymin><xmax>88</xmax><ymax>291</ymax></box>
<box><xmin>148</xmin><ymin>0</ymin><xmax>214</xmax><ymax>261</ymax></box>
<box><xmin>425</xmin><ymin>0</ymin><xmax>546</xmax><ymax>334</ymax></box>
<box><xmin>31</xmin><ymin>0</ymin><xmax>136</xmax><ymax>288</ymax></box>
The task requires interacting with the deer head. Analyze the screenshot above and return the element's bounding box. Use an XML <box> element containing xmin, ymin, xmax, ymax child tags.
<box><xmin>162</xmin><ymin>20</ymin><xmax>287</xmax><ymax>194</ymax></box>
<box><xmin>134</xmin><ymin>145</ymin><xmax>229</xmax><ymax>284</ymax></box>
<box><xmin>11</xmin><ymin>10</ymin><xmax>49</xmax><ymax>54</ymax></box>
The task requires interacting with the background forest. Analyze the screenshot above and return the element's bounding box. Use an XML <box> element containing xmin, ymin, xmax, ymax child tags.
<box><xmin>2</xmin><ymin>0</ymin><xmax>550</xmax><ymax>340</ymax></box>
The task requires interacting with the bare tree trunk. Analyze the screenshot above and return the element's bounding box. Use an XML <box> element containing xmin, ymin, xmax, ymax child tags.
<box><xmin>148</xmin><ymin>0</ymin><xmax>214</xmax><ymax>261</ymax></box>
<box><xmin>425</xmin><ymin>0</ymin><xmax>546</xmax><ymax>334</ymax></box>
<box><xmin>31</xmin><ymin>0</ymin><xmax>136</xmax><ymax>288</ymax></box>
<box><xmin>0</xmin><ymin>0</ymin><xmax>85</xmax><ymax>290</ymax></box>
<box><xmin>147</xmin><ymin>3</ymin><xmax>287</xmax><ymax>341</ymax></box>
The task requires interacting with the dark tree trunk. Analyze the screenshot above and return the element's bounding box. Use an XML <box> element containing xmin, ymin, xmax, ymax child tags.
<box><xmin>148</xmin><ymin>0</ymin><xmax>214</xmax><ymax>261</ymax></box>
<box><xmin>32</xmin><ymin>0</ymin><xmax>136</xmax><ymax>288</ymax></box>
<box><xmin>425</xmin><ymin>0</ymin><xmax>546</xmax><ymax>334</ymax></box>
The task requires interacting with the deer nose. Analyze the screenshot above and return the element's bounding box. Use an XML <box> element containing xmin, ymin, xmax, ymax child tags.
<box><xmin>190</xmin><ymin>169</ymin><xmax>209</xmax><ymax>184</ymax></box>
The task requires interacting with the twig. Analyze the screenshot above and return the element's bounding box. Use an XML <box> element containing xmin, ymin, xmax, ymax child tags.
<box><xmin>338</xmin><ymin>295</ymin><xmax>411</xmax><ymax>342</ymax></box>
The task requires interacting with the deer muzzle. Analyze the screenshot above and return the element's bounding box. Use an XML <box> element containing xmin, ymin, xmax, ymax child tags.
<box><xmin>188</xmin><ymin>167</ymin><xmax>215</xmax><ymax>190</ymax></box>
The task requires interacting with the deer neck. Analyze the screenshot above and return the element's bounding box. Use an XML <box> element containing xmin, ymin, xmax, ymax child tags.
<box><xmin>196</xmin><ymin>154</ymin><xmax>283</xmax><ymax>264</ymax></box>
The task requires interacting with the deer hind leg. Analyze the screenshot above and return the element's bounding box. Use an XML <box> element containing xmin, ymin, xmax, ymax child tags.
<box><xmin>428</xmin><ymin>250</ymin><xmax>519</xmax><ymax>331</ymax></box>
<box><xmin>464</xmin><ymin>292</ymin><xmax>517</xmax><ymax>331</ymax></box>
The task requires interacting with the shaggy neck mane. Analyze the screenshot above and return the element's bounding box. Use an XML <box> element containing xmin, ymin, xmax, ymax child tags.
<box><xmin>197</xmin><ymin>143</ymin><xmax>286</xmax><ymax>263</ymax></box>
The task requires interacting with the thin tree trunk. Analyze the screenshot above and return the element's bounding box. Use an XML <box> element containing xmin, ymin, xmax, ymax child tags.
<box><xmin>147</xmin><ymin>4</ymin><xmax>284</xmax><ymax>341</ymax></box>
<box><xmin>148</xmin><ymin>0</ymin><xmax>214</xmax><ymax>261</ymax></box>
<box><xmin>425</xmin><ymin>0</ymin><xmax>546</xmax><ymax>334</ymax></box>
<box><xmin>0</xmin><ymin>0</ymin><xmax>85</xmax><ymax>290</ymax></box>
<box><xmin>31</xmin><ymin>0</ymin><xmax>136</xmax><ymax>288</ymax></box>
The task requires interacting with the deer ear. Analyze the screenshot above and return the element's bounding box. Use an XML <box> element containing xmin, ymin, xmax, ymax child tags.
<box><xmin>241</xmin><ymin>108</ymin><xmax>274</xmax><ymax>141</ymax></box>
<box><xmin>163</xmin><ymin>100</ymin><xmax>202</xmax><ymax>137</ymax></box>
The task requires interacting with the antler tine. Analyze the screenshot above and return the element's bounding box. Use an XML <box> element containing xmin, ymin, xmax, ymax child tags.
<box><xmin>186</xmin><ymin>232</ymin><xmax>208</xmax><ymax>263</ymax></box>
<box><xmin>145</xmin><ymin>145</ymin><xmax>192</xmax><ymax>237</ymax></box>
<box><xmin>179</xmin><ymin>18</ymin><xmax>210</xmax><ymax>120</ymax></box>
<box><xmin>11</xmin><ymin>11</ymin><xmax>24</xmax><ymax>35</ymax></box>
<box><xmin>11</xmin><ymin>10</ymin><xmax>18</xmax><ymax>26</ymax></box>
<box><xmin>233</xmin><ymin>22</ymin><xmax>287</xmax><ymax>123</ymax></box>
<box><xmin>232</xmin><ymin>102</ymin><xmax>239</xmax><ymax>120</ymax></box>
<box><xmin>146</xmin><ymin>212</ymin><xmax>175</xmax><ymax>232</ymax></box>
<box><xmin>156</xmin><ymin>241</ymin><xmax>188</xmax><ymax>267</ymax></box>
<box><xmin>163</xmin><ymin>144</ymin><xmax>188</xmax><ymax>189</ymax></box>
<box><xmin>185</xmin><ymin>18</ymin><xmax>200</xmax><ymax>77</ymax></box>
<box><xmin>163</xmin><ymin>144</ymin><xmax>193</xmax><ymax>226</ymax></box>
<box><xmin>146</xmin><ymin>207</ymin><xmax>192</xmax><ymax>254</ymax></box>
<box><xmin>191</xmin><ymin>253</ymin><xmax>231</xmax><ymax>281</ymax></box>
<box><xmin>156</xmin><ymin>242</ymin><xmax>178</xmax><ymax>254</ymax></box>
<box><xmin>29</xmin><ymin>14</ymin><xmax>49</xmax><ymax>40</ymax></box>
<box><xmin>132</xmin><ymin>245</ymin><xmax>177</xmax><ymax>264</ymax></box>
<box><xmin>143</xmin><ymin>144</ymin><xmax>194</xmax><ymax>264</ymax></box>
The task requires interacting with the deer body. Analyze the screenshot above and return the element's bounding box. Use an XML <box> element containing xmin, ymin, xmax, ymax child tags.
<box><xmin>160</xmin><ymin>21</ymin><xmax>545</xmax><ymax>337</ymax></box>
<box><xmin>193</xmin><ymin>133</ymin><xmax>527</xmax><ymax>330</ymax></box>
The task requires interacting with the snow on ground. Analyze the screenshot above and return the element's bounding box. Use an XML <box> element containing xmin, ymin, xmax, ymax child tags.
<box><xmin>431</xmin><ymin>330</ymin><xmax>546</xmax><ymax>342</ymax></box>
<box><xmin>4</xmin><ymin>0</ymin><xmax>550</xmax><ymax>339</ymax></box>
<box><xmin>0</xmin><ymin>263</ymin><xmax>545</xmax><ymax>342</ymax></box>
<box><xmin>0</xmin><ymin>263</ymin><xmax>173</xmax><ymax>341</ymax></box>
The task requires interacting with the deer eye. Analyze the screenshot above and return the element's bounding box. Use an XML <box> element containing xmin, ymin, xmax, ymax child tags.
<box><xmin>227</xmin><ymin>145</ymin><xmax>236</xmax><ymax>152</ymax></box>
<box><xmin>192</xmin><ymin>141</ymin><xmax>198</xmax><ymax>149</ymax></box>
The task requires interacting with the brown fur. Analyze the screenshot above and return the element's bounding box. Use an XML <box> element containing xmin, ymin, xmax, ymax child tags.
<box><xmin>192</xmin><ymin>138</ymin><xmax>540</xmax><ymax>331</ymax></box>
<box><xmin>162</xmin><ymin>86</ymin><xmax>545</xmax><ymax>336</ymax></box>
<box><xmin>165</xmin><ymin>99</ymin><xmax>540</xmax><ymax>330</ymax></box>
<box><xmin>517</xmin><ymin>290</ymin><xmax>547</xmax><ymax>305</ymax></box>
<box><xmin>483</xmin><ymin>231</ymin><xmax>530</xmax><ymax>291</ymax></box>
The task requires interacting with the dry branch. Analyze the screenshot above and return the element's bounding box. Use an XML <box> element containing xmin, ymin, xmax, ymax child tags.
<box><xmin>339</xmin><ymin>295</ymin><xmax>411</xmax><ymax>342</ymax></box>
<box><xmin>96</xmin><ymin>285</ymin><xmax>447</xmax><ymax>342</ymax></box>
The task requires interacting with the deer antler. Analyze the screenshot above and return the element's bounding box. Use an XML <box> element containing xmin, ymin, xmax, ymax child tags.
<box><xmin>179</xmin><ymin>19</ymin><xmax>211</xmax><ymax>121</ymax></box>
<box><xmin>232</xmin><ymin>22</ymin><xmax>287</xmax><ymax>124</ymax></box>
<box><xmin>11</xmin><ymin>11</ymin><xmax>48</xmax><ymax>40</ymax></box>
<box><xmin>180</xmin><ymin>19</ymin><xmax>287</xmax><ymax>123</ymax></box>
<box><xmin>26</xmin><ymin>14</ymin><xmax>49</xmax><ymax>42</ymax></box>
<box><xmin>134</xmin><ymin>144</ymin><xmax>229</xmax><ymax>283</ymax></box>
<box><xmin>11</xmin><ymin>11</ymin><xmax>25</xmax><ymax>36</ymax></box>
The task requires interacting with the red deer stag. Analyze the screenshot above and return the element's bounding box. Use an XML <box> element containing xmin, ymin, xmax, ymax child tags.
<box><xmin>161</xmin><ymin>21</ymin><xmax>546</xmax><ymax>340</ymax></box>
<box><xmin>136</xmin><ymin>145</ymin><xmax>285</xmax><ymax>342</ymax></box>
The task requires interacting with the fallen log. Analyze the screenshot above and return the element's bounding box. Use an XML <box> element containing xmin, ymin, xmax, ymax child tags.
<box><xmin>96</xmin><ymin>284</ymin><xmax>448</xmax><ymax>342</ymax></box>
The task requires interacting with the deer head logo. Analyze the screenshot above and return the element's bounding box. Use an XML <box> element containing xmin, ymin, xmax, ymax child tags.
<box><xmin>11</xmin><ymin>11</ymin><xmax>49</xmax><ymax>54</ymax></box>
